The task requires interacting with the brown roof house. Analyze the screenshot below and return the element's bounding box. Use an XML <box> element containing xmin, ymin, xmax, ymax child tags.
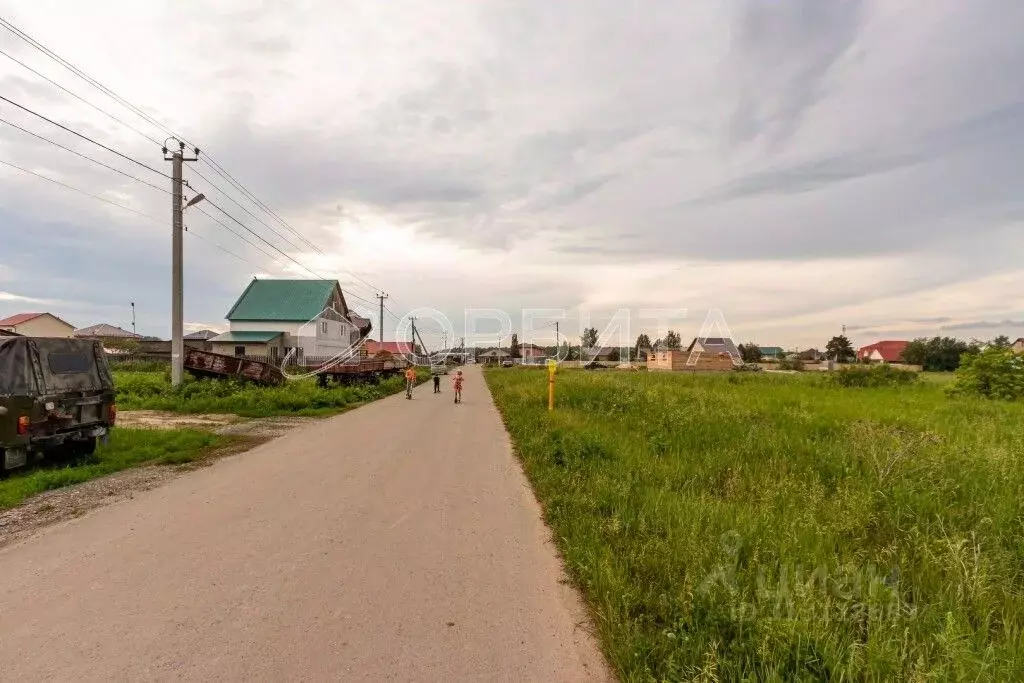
<box><xmin>1013</xmin><ymin>338</ymin><xmax>1024</xmax><ymax>354</ymax></box>
<box><xmin>648</xmin><ymin>337</ymin><xmax>741</xmax><ymax>371</ymax></box>
<box><xmin>0</xmin><ymin>312</ymin><xmax>74</xmax><ymax>338</ymax></box>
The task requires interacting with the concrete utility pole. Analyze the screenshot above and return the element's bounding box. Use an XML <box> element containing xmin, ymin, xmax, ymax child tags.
<box><xmin>376</xmin><ymin>292</ymin><xmax>388</xmax><ymax>344</ymax></box>
<box><xmin>131</xmin><ymin>302</ymin><xmax>136</xmax><ymax>336</ymax></box>
<box><xmin>164</xmin><ymin>139</ymin><xmax>200</xmax><ymax>387</ymax></box>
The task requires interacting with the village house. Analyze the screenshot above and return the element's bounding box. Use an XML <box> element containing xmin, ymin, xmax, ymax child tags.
<box><xmin>857</xmin><ymin>340</ymin><xmax>910</xmax><ymax>364</ymax></box>
<box><xmin>1013</xmin><ymin>338</ymin><xmax>1024</xmax><ymax>354</ymax></box>
<box><xmin>519</xmin><ymin>343</ymin><xmax>547</xmax><ymax>362</ymax></box>
<box><xmin>363</xmin><ymin>340</ymin><xmax>419</xmax><ymax>357</ymax></box>
<box><xmin>209</xmin><ymin>279</ymin><xmax>370</xmax><ymax>360</ymax></box>
<box><xmin>758</xmin><ymin>346</ymin><xmax>785</xmax><ymax>360</ymax></box>
<box><xmin>0</xmin><ymin>312</ymin><xmax>74</xmax><ymax>338</ymax></box>
<box><xmin>477</xmin><ymin>348</ymin><xmax>510</xmax><ymax>364</ymax></box>
<box><xmin>648</xmin><ymin>337</ymin><xmax>741</xmax><ymax>371</ymax></box>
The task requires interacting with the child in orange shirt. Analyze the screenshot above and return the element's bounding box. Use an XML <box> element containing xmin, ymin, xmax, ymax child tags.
<box><xmin>452</xmin><ymin>370</ymin><xmax>464</xmax><ymax>404</ymax></box>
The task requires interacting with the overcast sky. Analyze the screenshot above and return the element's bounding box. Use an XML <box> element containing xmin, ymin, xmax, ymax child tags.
<box><xmin>1</xmin><ymin>0</ymin><xmax>1022</xmax><ymax>350</ymax></box>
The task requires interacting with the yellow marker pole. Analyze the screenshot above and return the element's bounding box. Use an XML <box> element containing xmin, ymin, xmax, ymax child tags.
<box><xmin>547</xmin><ymin>359</ymin><xmax>557</xmax><ymax>411</ymax></box>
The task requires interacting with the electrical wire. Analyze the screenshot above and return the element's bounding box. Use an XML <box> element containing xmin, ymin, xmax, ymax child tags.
<box><xmin>0</xmin><ymin>16</ymin><xmax>393</xmax><ymax>297</ymax></box>
<box><xmin>0</xmin><ymin>115</ymin><xmax>169</xmax><ymax>195</ymax></box>
<box><xmin>0</xmin><ymin>47</ymin><xmax>163</xmax><ymax>146</ymax></box>
<box><xmin>0</xmin><ymin>157</ymin><xmax>161</xmax><ymax>221</ymax></box>
<box><xmin>0</xmin><ymin>94</ymin><xmax>171</xmax><ymax>179</ymax></box>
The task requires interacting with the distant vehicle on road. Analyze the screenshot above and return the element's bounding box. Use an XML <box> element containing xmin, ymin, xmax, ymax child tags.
<box><xmin>0</xmin><ymin>337</ymin><xmax>116</xmax><ymax>474</ymax></box>
<box><xmin>501</xmin><ymin>359</ymin><xmax>514</xmax><ymax>367</ymax></box>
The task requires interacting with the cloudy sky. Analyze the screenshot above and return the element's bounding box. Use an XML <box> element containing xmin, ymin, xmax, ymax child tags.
<box><xmin>1</xmin><ymin>0</ymin><xmax>1022</xmax><ymax>350</ymax></box>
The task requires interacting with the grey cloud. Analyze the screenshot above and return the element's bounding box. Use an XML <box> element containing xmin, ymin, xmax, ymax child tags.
<box><xmin>942</xmin><ymin>319</ymin><xmax>1024</xmax><ymax>331</ymax></box>
<box><xmin>728</xmin><ymin>0</ymin><xmax>865</xmax><ymax>148</ymax></box>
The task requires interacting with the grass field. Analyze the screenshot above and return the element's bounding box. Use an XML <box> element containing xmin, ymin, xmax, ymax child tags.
<box><xmin>0</xmin><ymin>428</ymin><xmax>233</xmax><ymax>510</ymax></box>
<box><xmin>486</xmin><ymin>368</ymin><xmax>1024</xmax><ymax>681</ymax></box>
<box><xmin>114</xmin><ymin>369</ymin><xmax>425</xmax><ymax>417</ymax></box>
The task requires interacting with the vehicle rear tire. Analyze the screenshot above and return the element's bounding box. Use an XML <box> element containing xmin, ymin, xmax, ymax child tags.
<box><xmin>79</xmin><ymin>437</ymin><xmax>97</xmax><ymax>457</ymax></box>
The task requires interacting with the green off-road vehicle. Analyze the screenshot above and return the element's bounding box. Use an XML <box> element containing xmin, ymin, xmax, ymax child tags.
<box><xmin>0</xmin><ymin>336</ymin><xmax>116</xmax><ymax>473</ymax></box>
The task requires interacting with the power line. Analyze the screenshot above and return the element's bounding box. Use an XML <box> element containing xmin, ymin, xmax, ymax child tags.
<box><xmin>192</xmin><ymin>206</ymin><xmax>294</xmax><ymax>269</ymax></box>
<box><xmin>0</xmin><ymin>16</ymin><xmax>391</xmax><ymax>297</ymax></box>
<box><xmin>0</xmin><ymin>156</ymin><xmax>162</xmax><ymax>221</ymax></box>
<box><xmin>0</xmin><ymin>153</ymin><xmax>280</xmax><ymax>274</ymax></box>
<box><xmin>0</xmin><ymin>116</ymin><xmax>169</xmax><ymax>195</ymax></box>
<box><xmin>0</xmin><ymin>47</ymin><xmax>163</xmax><ymax>146</ymax></box>
<box><xmin>0</xmin><ymin>94</ymin><xmax>170</xmax><ymax>179</ymax></box>
<box><xmin>188</xmin><ymin>165</ymin><xmax>310</xmax><ymax>255</ymax></box>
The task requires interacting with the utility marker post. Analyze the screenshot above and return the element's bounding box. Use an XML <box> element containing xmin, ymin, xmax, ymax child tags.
<box><xmin>164</xmin><ymin>139</ymin><xmax>200</xmax><ymax>387</ymax></box>
<box><xmin>547</xmin><ymin>358</ymin><xmax>557</xmax><ymax>411</ymax></box>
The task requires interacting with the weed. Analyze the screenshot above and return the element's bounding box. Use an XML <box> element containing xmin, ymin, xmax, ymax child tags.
<box><xmin>486</xmin><ymin>368</ymin><xmax>1024</xmax><ymax>680</ymax></box>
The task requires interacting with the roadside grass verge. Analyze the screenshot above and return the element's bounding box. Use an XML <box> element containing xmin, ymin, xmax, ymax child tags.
<box><xmin>486</xmin><ymin>368</ymin><xmax>1024</xmax><ymax>681</ymax></box>
<box><xmin>0</xmin><ymin>428</ymin><xmax>237</xmax><ymax>510</ymax></box>
<box><xmin>114</xmin><ymin>369</ymin><xmax>427</xmax><ymax>417</ymax></box>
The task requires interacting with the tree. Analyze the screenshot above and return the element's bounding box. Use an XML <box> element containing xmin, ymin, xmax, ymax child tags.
<box><xmin>902</xmin><ymin>336</ymin><xmax>977</xmax><ymax>372</ymax></box>
<box><xmin>607</xmin><ymin>348</ymin><xmax>620</xmax><ymax>362</ymax></box>
<box><xmin>738</xmin><ymin>342</ymin><xmax>762</xmax><ymax>363</ymax></box>
<box><xmin>664</xmin><ymin>330</ymin><xmax>682</xmax><ymax>349</ymax></box>
<box><xmin>510</xmin><ymin>333</ymin><xmax>521</xmax><ymax>359</ymax></box>
<box><xmin>582</xmin><ymin>326</ymin><xmax>599</xmax><ymax>349</ymax></box>
<box><xmin>826</xmin><ymin>335</ymin><xmax>856</xmax><ymax>362</ymax></box>
<box><xmin>634</xmin><ymin>333</ymin><xmax>652</xmax><ymax>351</ymax></box>
<box><xmin>991</xmin><ymin>335</ymin><xmax>1011</xmax><ymax>349</ymax></box>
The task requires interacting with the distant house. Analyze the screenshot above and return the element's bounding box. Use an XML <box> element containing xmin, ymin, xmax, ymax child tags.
<box><xmin>649</xmin><ymin>337</ymin><xmax>741</xmax><ymax>371</ymax></box>
<box><xmin>857</xmin><ymin>340</ymin><xmax>910</xmax><ymax>364</ymax></box>
<box><xmin>477</xmin><ymin>348</ymin><xmax>510</xmax><ymax>364</ymax></box>
<box><xmin>1013</xmin><ymin>338</ymin><xmax>1024</xmax><ymax>354</ymax></box>
<box><xmin>758</xmin><ymin>346</ymin><xmax>785</xmax><ymax>360</ymax></box>
<box><xmin>184</xmin><ymin>329</ymin><xmax>219</xmax><ymax>342</ymax></box>
<box><xmin>210</xmin><ymin>279</ymin><xmax>371</xmax><ymax>359</ymax></box>
<box><xmin>0</xmin><ymin>312</ymin><xmax>74</xmax><ymax>338</ymax></box>
<box><xmin>797</xmin><ymin>348</ymin><xmax>826</xmax><ymax>362</ymax></box>
<box><xmin>74</xmin><ymin>323</ymin><xmax>141</xmax><ymax>340</ymax></box>
<box><xmin>582</xmin><ymin>346</ymin><xmax>621</xmax><ymax>362</ymax></box>
<box><xmin>519</xmin><ymin>343</ymin><xmax>547</xmax><ymax>362</ymax></box>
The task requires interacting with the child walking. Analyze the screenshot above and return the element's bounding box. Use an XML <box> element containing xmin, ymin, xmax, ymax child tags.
<box><xmin>452</xmin><ymin>369</ymin><xmax>464</xmax><ymax>404</ymax></box>
<box><xmin>433</xmin><ymin>373</ymin><xmax>441</xmax><ymax>393</ymax></box>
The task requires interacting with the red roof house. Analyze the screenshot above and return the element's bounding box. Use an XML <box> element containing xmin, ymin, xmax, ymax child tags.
<box><xmin>857</xmin><ymin>340</ymin><xmax>910</xmax><ymax>363</ymax></box>
<box><xmin>363</xmin><ymin>340</ymin><xmax>419</xmax><ymax>356</ymax></box>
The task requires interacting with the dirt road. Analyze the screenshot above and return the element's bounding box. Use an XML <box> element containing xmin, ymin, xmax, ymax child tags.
<box><xmin>0</xmin><ymin>366</ymin><xmax>610</xmax><ymax>682</ymax></box>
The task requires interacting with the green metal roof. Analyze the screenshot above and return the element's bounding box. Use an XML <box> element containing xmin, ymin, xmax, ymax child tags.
<box><xmin>209</xmin><ymin>331</ymin><xmax>284</xmax><ymax>343</ymax></box>
<box><xmin>225</xmin><ymin>279</ymin><xmax>344</xmax><ymax>322</ymax></box>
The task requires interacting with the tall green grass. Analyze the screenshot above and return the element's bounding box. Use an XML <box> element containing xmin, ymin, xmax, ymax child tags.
<box><xmin>486</xmin><ymin>369</ymin><xmax>1024</xmax><ymax>681</ymax></box>
<box><xmin>0</xmin><ymin>428</ymin><xmax>229</xmax><ymax>510</ymax></box>
<box><xmin>114</xmin><ymin>370</ymin><xmax>423</xmax><ymax>417</ymax></box>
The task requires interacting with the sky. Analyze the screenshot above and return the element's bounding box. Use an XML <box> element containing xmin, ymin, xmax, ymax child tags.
<box><xmin>0</xmin><ymin>0</ymin><xmax>1022</xmax><ymax>351</ymax></box>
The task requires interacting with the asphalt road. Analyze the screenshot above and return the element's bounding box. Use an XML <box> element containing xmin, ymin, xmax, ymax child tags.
<box><xmin>0</xmin><ymin>365</ymin><xmax>610</xmax><ymax>682</ymax></box>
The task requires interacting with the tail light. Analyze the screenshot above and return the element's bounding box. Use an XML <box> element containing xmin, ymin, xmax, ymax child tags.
<box><xmin>108</xmin><ymin>403</ymin><xmax>117</xmax><ymax>426</ymax></box>
<box><xmin>16</xmin><ymin>415</ymin><xmax>30</xmax><ymax>435</ymax></box>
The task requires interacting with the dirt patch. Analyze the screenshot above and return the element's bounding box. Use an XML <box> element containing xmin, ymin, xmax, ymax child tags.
<box><xmin>119</xmin><ymin>411</ymin><xmax>317</xmax><ymax>439</ymax></box>
<box><xmin>117</xmin><ymin>410</ymin><xmax>242</xmax><ymax>431</ymax></box>
<box><xmin>0</xmin><ymin>436</ymin><xmax>265</xmax><ymax>550</ymax></box>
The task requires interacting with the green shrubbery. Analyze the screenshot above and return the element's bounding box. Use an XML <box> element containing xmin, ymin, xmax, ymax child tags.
<box><xmin>114</xmin><ymin>370</ymin><xmax>415</xmax><ymax>417</ymax></box>
<box><xmin>948</xmin><ymin>347</ymin><xmax>1024</xmax><ymax>400</ymax></box>
<box><xmin>828</xmin><ymin>363</ymin><xmax>918</xmax><ymax>388</ymax></box>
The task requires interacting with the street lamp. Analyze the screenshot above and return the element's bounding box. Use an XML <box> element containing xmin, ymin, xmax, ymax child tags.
<box><xmin>184</xmin><ymin>193</ymin><xmax>205</xmax><ymax>209</ymax></box>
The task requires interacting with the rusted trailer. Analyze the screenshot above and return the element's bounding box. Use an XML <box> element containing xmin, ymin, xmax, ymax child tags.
<box><xmin>311</xmin><ymin>350</ymin><xmax>407</xmax><ymax>386</ymax></box>
<box><xmin>183</xmin><ymin>348</ymin><xmax>285</xmax><ymax>386</ymax></box>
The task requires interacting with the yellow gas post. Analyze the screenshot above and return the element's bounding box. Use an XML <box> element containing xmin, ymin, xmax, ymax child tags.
<box><xmin>547</xmin><ymin>359</ymin><xmax>557</xmax><ymax>411</ymax></box>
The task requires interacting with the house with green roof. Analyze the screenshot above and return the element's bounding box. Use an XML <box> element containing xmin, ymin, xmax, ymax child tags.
<box><xmin>210</xmin><ymin>279</ymin><xmax>371</xmax><ymax>359</ymax></box>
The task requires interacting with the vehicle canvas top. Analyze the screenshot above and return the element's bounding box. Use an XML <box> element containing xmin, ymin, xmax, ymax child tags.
<box><xmin>0</xmin><ymin>337</ymin><xmax>113</xmax><ymax>396</ymax></box>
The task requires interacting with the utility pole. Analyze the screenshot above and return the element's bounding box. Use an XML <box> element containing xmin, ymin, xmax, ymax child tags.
<box><xmin>164</xmin><ymin>139</ymin><xmax>199</xmax><ymax>387</ymax></box>
<box><xmin>443</xmin><ymin>330</ymin><xmax>448</xmax><ymax>351</ymax></box>
<box><xmin>410</xmin><ymin>317</ymin><xmax>417</xmax><ymax>358</ymax></box>
<box><xmin>376</xmin><ymin>292</ymin><xmax>388</xmax><ymax>344</ymax></box>
<box><xmin>131</xmin><ymin>302</ymin><xmax>136</xmax><ymax>336</ymax></box>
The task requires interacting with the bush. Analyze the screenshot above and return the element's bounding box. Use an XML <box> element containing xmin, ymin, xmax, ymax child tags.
<box><xmin>829</xmin><ymin>363</ymin><xmax>918</xmax><ymax>388</ymax></box>
<box><xmin>948</xmin><ymin>347</ymin><xmax>1024</xmax><ymax>400</ymax></box>
<box><xmin>777</xmin><ymin>357</ymin><xmax>804</xmax><ymax>371</ymax></box>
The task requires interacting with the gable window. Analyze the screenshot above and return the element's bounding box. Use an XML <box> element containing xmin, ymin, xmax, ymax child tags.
<box><xmin>234</xmin><ymin>345</ymin><xmax>245</xmax><ymax>357</ymax></box>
